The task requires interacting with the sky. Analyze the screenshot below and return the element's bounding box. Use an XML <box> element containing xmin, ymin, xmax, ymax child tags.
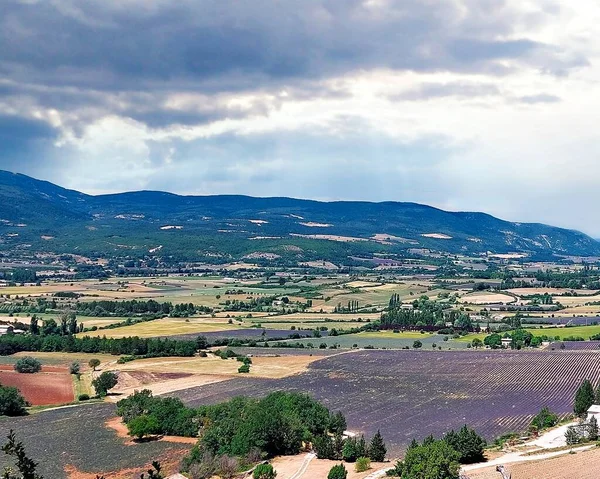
<box><xmin>1</xmin><ymin>0</ymin><xmax>600</xmax><ymax>234</ymax></box>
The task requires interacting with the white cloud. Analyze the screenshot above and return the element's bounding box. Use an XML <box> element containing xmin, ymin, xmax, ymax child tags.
<box><xmin>3</xmin><ymin>0</ymin><xmax>600</xmax><ymax>235</ymax></box>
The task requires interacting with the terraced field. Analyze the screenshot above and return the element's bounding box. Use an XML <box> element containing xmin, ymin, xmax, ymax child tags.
<box><xmin>174</xmin><ymin>349</ymin><xmax>600</xmax><ymax>455</ymax></box>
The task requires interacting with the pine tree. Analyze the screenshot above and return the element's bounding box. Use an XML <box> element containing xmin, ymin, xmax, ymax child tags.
<box><xmin>368</xmin><ymin>430</ymin><xmax>387</xmax><ymax>462</ymax></box>
<box><xmin>565</xmin><ymin>426</ymin><xmax>581</xmax><ymax>445</ymax></box>
<box><xmin>329</xmin><ymin>411</ymin><xmax>347</xmax><ymax>435</ymax></box>
<box><xmin>574</xmin><ymin>379</ymin><xmax>595</xmax><ymax>417</ymax></box>
<box><xmin>356</xmin><ymin>435</ymin><xmax>367</xmax><ymax>458</ymax></box>
<box><xmin>342</xmin><ymin>437</ymin><xmax>357</xmax><ymax>462</ymax></box>
<box><xmin>588</xmin><ymin>416</ymin><xmax>599</xmax><ymax>441</ymax></box>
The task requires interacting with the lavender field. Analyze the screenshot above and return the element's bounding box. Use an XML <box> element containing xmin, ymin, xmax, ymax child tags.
<box><xmin>175</xmin><ymin>349</ymin><xmax>600</xmax><ymax>455</ymax></box>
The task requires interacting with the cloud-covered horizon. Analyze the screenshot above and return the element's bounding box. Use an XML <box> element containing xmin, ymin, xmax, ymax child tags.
<box><xmin>2</xmin><ymin>0</ymin><xmax>600</xmax><ymax>235</ymax></box>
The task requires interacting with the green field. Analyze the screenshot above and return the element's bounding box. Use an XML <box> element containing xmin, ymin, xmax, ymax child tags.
<box><xmin>457</xmin><ymin>324</ymin><xmax>600</xmax><ymax>343</ymax></box>
<box><xmin>285</xmin><ymin>331</ymin><xmax>470</xmax><ymax>350</ymax></box>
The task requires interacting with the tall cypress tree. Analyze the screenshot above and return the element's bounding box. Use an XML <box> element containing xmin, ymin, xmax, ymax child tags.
<box><xmin>574</xmin><ymin>379</ymin><xmax>595</xmax><ymax>417</ymax></box>
<box><xmin>368</xmin><ymin>430</ymin><xmax>387</xmax><ymax>462</ymax></box>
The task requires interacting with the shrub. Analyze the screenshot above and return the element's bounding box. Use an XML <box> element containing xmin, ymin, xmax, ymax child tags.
<box><xmin>117</xmin><ymin>355</ymin><xmax>137</xmax><ymax>364</ymax></box>
<box><xmin>565</xmin><ymin>425</ymin><xmax>581</xmax><ymax>445</ymax></box>
<box><xmin>0</xmin><ymin>382</ymin><xmax>29</xmax><ymax>416</ymax></box>
<box><xmin>78</xmin><ymin>394</ymin><xmax>90</xmax><ymax>401</ymax></box>
<box><xmin>412</xmin><ymin>340</ymin><xmax>422</xmax><ymax>349</ymax></box>
<box><xmin>530</xmin><ymin>407</ymin><xmax>558</xmax><ymax>431</ymax></box>
<box><xmin>218</xmin><ymin>455</ymin><xmax>239</xmax><ymax>479</ymax></box>
<box><xmin>69</xmin><ymin>362</ymin><xmax>80</xmax><ymax>375</ymax></box>
<box><xmin>238</xmin><ymin>364</ymin><xmax>250</xmax><ymax>373</ymax></box>
<box><xmin>355</xmin><ymin>457</ymin><xmax>371</xmax><ymax>473</ymax></box>
<box><xmin>253</xmin><ymin>463</ymin><xmax>277</xmax><ymax>479</ymax></box>
<box><xmin>327</xmin><ymin>464</ymin><xmax>347</xmax><ymax>479</ymax></box>
<box><xmin>14</xmin><ymin>356</ymin><xmax>42</xmax><ymax>374</ymax></box>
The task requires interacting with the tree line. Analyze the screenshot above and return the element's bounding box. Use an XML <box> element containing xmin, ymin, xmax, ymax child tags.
<box><xmin>386</xmin><ymin>426</ymin><xmax>486</xmax><ymax>478</ymax></box>
<box><xmin>0</xmin><ymin>333</ymin><xmax>196</xmax><ymax>357</ymax></box>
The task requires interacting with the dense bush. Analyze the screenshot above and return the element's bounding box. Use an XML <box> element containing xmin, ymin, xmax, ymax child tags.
<box><xmin>355</xmin><ymin>457</ymin><xmax>371</xmax><ymax>473</ymax></box>
<box><xmin>0</xmin><ymin>382</ymin><xmax>29</xmax><ymax>416</ymax></box>
<box><xmin>530</xmin><ymin>407</ymin><xmax>558</xmax><ymax>432</ymax></box>
<box><xmin>253</xmin><ymin>463</ymin><xmax>277</xmax><ymax>479</ymax></box>
<box><xmin>387</xmin><ymin>440</ymin><xmax>460</xmax><ymax>478</ymax></box>
<box><xmin>14</xmin><ymin>356</ymin><xmax>42</xmax><ymax>373</ymax></box>
<box><xmin>327</xmin><ymin>464</ymin><xmax>347</xmax><ymax>479</ymax></box>
<box><xmin>78</xmin><ymin>394</ymin><xmax>90</xmax><ymax>401</ymax></box>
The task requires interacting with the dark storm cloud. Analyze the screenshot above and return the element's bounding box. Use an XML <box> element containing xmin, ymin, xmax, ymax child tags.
<box><xmin>0</xmin><ymin>0</ymin><xmax>580</xmax><ymax>95</ymax></box>
<box><xmin>0</xmin><ymin>114</ymin><xmax>59</xmax><ymax>172</ymax></box>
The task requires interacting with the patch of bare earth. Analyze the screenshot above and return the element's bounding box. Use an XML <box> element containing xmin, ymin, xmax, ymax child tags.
<box><xmin>467</xmin><ymin>446</ymin><xmax>600</xmax><ymax>479</ymax></box>
<box><xmin>109</xmin><ymin>370</ymin><xmax>232</xmax><ymax>398</ymax></box>
<box><xmin>272</xmin><ymin>455</ymin><xmax>389</xmax><ymax>479</ymax></box>
<box><xmin>64</xmin><ymin>448</ymin><xmax>189</xmax><ymax>479</ymax></box>
<box><xmin>105</xmin><ymin>417</ymin><xmax>197</xmax><ymax>445</ymax></box>
<box><xmin>107</xmin><ymin>354</ymin><xmax>326</xmax><ymax>398</ymax></box>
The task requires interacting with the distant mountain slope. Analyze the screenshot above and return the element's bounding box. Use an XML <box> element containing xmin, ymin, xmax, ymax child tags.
<box><xmin>0</xmin><ymin>170</ymin><xmax>598</xmax><ymax>262</ymax></box>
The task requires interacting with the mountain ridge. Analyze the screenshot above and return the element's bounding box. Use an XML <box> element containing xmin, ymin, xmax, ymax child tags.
<box><xmin>0</xmin><ymin>170</ymin><xmax>598</xmax><ymax>262</ymax></box>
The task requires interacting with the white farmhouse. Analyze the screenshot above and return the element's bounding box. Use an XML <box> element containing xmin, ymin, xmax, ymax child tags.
<box><xmin>587</xmin><ymin>404</ymin><xmax>600</xmax><ymax>422</ymax></box>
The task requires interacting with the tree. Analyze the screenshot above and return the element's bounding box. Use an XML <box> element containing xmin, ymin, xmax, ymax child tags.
<box><xmin>253</xmin><ymin>464</ymin><xmax>277</xmax><ymax>479</ymax></box>
<box><xmin>443</xmin><ymin>425</ymin><xmax>486</xmax><ymax>464</ymax></box>
<box><xmin>342</xmin><ymin>437</ymin><xmax>357</xmax><ymax>462</ymax></box>
<box><xmin>565</xmin><ymin>426</ymin><xmax>581</xmax><ymax>445</ymax></box>
<box><xmin>327</xmin><ymin>464</ymin><xmax>347</xmax><ymax>479</ymax></box>
<box><xmin>92</xmin><ymin>371</ymin><xmax>118</xmax><ymax>397</ymax></box>
<box><xmin>388</xmin><ymin>440</ymin><xmax>460</xmax><ymax>479</ymax></box>
<box><xmin>14</xmin><ymin>357</ymin><xmax>42</xmax><ymax>374</ymax></box>
<box><xmin>356</xmin><ymin>435</ymin><xmax>367</xmax><ymax>458</ymax></box>
<box><xmin>483</xmin><ymin>333</ymin><xmax>502</xmax><ymax>349</ymax></box>
<box><xmin>412</xmin><ymin>340</ymin><xmax>422</xmax><ymax>349</ymax></box>
<box><xmin>471</xmin><ymin>338</ymin><xmax>483</xmax><ymax>349</ymax></box>
<box><xmin>1</xmin><ymin>430</ymin><xmax>43</xmax><ymax>479</ymax></box>
<box><xmin>69</xmin><ymin>362</ymin><xmax>80</xmax><ymax>375</ymax></box>
<box><xmin>29</xmin><ymin>317</ymin><xmax>39</xmax><ymax>336</ymax></box>
<box><xmin>368</xmin><ymin>430</ymin><xmax>387</xmax><ymax>462</ymax></box>
<box><xmin>88</xmin><ymin>358</ymin><xmax>101</xmax><ymax>371</ymax></box>
<box><xmin>574</xmin><ymin>379</ymin><xmax>595</xmax><ymax>417</ymax></box>
<box><xmin>0</xmin><ymin>383</ymin><xmax>29</xmax><ymax>416</ymax></box>
<box><xmin>329</xmin><ymin>411</ymin><xmax>347</xmax><ymax>435</ymax></box>
<box><xmin>588</xmin><ymin>415</ymin><xmax>599</xmax><ymax>441</ymax></box>
<box><xmin>595</xmin><ymin>384</ymin><xmax>600</xmax><ymax>405</ymax></box>
<box><xmin>127</xmin><ymin>414</ymin><xmax>160</xmax><ymax>440</ymax></box>
<box><xmin>313</xmin><ymin>435</ymin><xmax>334</xmax><ymax>459</ymax></box>
<box><xmin>509</xmin><ymin>312</ymin><xmax>522</xmax><ymax>329</ymax></box>
<box><xmin>529</xmin><ymin>407</ymin><xmax>558</xmax><ymax>431</ymax></box>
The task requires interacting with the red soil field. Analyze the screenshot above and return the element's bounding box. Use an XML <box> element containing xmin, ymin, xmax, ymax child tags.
<box><xmin>0</xmin><ymin>365</ymin><xmax>74</xmax><ymax>406</ymax></box>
